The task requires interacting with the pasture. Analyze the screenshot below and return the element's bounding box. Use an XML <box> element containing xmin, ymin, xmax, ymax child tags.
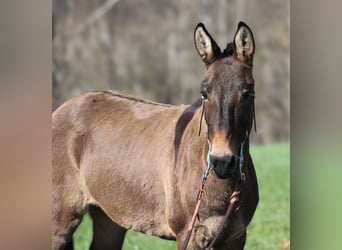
<box><xmin>73</xmin><ymin>143</ymin><xmax>290</xmax><ymax>249</ymax></box>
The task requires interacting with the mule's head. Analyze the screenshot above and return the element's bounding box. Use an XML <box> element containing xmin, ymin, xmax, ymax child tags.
<box><xmin>194</xmin><ymin>22</ymin><xmax>256</xmax><ymax>179</ymax></box>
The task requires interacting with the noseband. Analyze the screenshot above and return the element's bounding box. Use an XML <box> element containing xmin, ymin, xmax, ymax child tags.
<box><xmin>182</xmin><ymin>87</ymin><xmax>256</xmax><ymax>250</ymax></box>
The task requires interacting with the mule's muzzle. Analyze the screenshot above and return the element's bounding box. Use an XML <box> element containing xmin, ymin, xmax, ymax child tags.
<box><xmin>210</xmin><ymin>154</ymin><xmax>238</xmax><ymax>179</ymax></box>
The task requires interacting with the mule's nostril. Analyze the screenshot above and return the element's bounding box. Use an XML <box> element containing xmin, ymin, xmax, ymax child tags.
<box><xmin>209</xmin><ymin>154</ymin><xmax>237</xmax><ymax>179</ymax></box>
<box><xmin>209</xmin><ymin>155</ymin><xmax>232</xmax><ymax>168</ymax></box>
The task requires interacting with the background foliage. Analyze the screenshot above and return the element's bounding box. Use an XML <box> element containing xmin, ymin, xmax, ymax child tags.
<box><xmin>53</xmin><ymin>0</ymin><xmax>289</xmax><ymax>144</ymax></box>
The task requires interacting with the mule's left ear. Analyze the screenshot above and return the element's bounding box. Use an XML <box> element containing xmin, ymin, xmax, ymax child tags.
<box><xmin>194</xmin><ymin>23</ymin><xmax>221</xmax><ymax>65</ymax></box>
<box><xmin>234</xmin><ymin>22</ymin><xmax>255</xmax><ymax>66</ymax></box>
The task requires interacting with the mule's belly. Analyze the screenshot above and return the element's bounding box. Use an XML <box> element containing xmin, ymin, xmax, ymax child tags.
<box><xmin>84</xmin><ymin>160</ymin><xmax>175</xmax><ymax>239</ymax></box>
<box><xmin>83</xmin><ymin>152</ymin><xmax>177</xmax><ymax>238</ymax></box>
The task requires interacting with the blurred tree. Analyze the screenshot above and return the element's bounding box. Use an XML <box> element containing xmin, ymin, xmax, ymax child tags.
<box><xmin>52</xmin><ymin>0</ymin><xmax>289</xmax><ymax>144</ymax></box>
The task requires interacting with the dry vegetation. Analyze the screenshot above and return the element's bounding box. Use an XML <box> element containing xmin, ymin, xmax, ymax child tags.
<box><xmin>53</xmin><ymin>0</ymin><xmax>289</xmax><ymax>144</ymax></box>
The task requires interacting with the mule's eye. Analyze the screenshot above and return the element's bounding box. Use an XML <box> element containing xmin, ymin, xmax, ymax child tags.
<box><xmin>241</xmin><ymin>90</ymin><xmax>255</xmax><ymax>100</ymax></box>
<box><xmin>239</xmin><ymin>82</ymin><xmax>255</xmax><ymax>100</ymax></box>
<box><xmin>200</xmin><ymin>83</ymin><xmax>211</xmax><ymax>100</ymax></box>
<box><xmin>242</xmin><ymin>91</ymin><xmax>251</xmax><ymax>99</ymax></box>
<box><xmin>200</xmin><ymin>90</ymin><xmax>208</xmax><ymax>100</ymax></box>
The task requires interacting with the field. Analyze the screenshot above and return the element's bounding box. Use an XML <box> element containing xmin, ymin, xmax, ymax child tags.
<box><xmin>73</xmin><ymin>143</ymin><xmax>290</xmax><ymax>249</ymax></box>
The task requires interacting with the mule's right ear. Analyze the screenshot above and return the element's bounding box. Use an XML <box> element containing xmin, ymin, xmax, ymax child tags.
<box><xmin>234</xmin><ymin>22</ymin><xmax>255</xmax><ymax>66</ymax></box>
<box><xmin>194</xmin><ymin>23</ymin><xmax>221</xmax><ymax>65</ymax></box>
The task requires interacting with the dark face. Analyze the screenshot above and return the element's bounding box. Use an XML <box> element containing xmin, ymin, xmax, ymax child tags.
<box><xmin>200</xmin><ymin>58</ymin><xmax>255</xmax><ymax>178</ymax></box>
<box><xmin>194</xmin><ymin>22</ymin><xmax>256</xmax><ymax>179</ymax></box>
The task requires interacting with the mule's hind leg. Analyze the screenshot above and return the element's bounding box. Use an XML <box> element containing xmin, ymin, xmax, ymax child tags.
<box><xmin>89</xmin><ymin>205</ymin><xmax>127</xmax><ymax>250</ymax></box>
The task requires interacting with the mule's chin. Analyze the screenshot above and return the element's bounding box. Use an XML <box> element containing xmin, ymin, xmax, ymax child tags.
<box><xmin>213</xmin><ymin>163</ymin><xmax>238</xmax><ymax>179</ymax></box>
<box><xmin>213</xmin><ymin>167</ymin><xmax>232</xmax><ymax>179</ymax></box>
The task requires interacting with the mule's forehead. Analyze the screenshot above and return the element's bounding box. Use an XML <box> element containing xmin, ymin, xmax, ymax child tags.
<box><xmin>204</xmin><ymin>57</ymin><xmax>253</xmax><ymax>87</ymax></box>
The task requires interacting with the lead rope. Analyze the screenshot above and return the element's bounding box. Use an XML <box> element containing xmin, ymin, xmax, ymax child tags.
<box><xmin>206</xmin><ymin>190</ymin><xmax>240</xmax><ymax>249</ymax></box>
<box><xmin>181</xmin><ymin>138</ymin><xmax>211</xmax><ymax>250</ymax></box>
<box><xmin>182</xmin><ymin>138</ymin><xmax>246</xmax><ymax>250</ymax></box>
<box><xmin>198</xmin><ymin>101</ymin><xmax>205</xmax><ymax>136</ymax></box>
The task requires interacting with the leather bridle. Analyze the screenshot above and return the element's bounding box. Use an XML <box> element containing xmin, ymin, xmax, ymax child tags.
<box><xmin>182</xmin><ymin>84</ymin><xmax>256</xmax><ymax>249</ymax></box>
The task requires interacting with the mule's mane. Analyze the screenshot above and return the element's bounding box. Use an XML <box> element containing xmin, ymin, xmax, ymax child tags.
<box><xmin>173</xmin><ymin>98</ymin><xmax>202</xmax><ymax>168</ymax></box>
<box><xmin>100</xmin><ymin>90</ymin><xmax>172</xmax><ymax>107</ymax></box>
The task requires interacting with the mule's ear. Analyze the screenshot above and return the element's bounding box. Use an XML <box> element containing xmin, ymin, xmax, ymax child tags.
<box><xmin>194</xmin><ymin>23</ymin><xmax>221</xmax><ymax>65</ymax></box>
<box><xmin>234</xmin><ymin>22</ymin><xmax>255</xmax><ymax>66</ymax></box>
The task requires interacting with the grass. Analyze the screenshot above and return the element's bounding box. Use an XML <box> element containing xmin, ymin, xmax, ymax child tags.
<box><xmin>245</xmin><ymin>143</ymin><xmax>290</xmax><ymax>250</ymax></box>
<box><xmin>73</xmin><ymin>143</ymin><xmax>290</xmax><ymax>249</ymax></box>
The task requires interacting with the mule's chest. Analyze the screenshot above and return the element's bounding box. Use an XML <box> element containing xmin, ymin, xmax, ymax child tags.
<box><xmin>199</xmin><ymin>177</ymin><xmax>236</xmax><ymax>213</ymax></box>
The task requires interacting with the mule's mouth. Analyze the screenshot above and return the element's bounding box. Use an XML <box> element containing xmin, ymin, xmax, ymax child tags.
<box><xmin>211</xmin><ymin>154</ymin><xmax>238</xmax><ymax>179</ymax></box>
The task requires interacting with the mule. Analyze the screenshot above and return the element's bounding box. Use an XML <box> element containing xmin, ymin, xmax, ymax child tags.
<box><xmin>52</xmin><ymin>22</ymin><xmax>259</xmax><ymax>250</ymax></box>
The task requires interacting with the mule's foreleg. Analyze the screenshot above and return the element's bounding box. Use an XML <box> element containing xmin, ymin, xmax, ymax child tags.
<box><xmin>176</xmin><ymin>229</ymin><xmax>196</xmax><ymax>250</ymax></box>
<box><xmin>177</xmin><ymin>227</ymin><xmax>246</xmax><ymax>250</ymax></box>
<box><xmin>176</xmin><ymin>215</ymin><xmax>232</xmax><ymax>250</ymax></box>
<box><xmin>176</xmin><ymin>224</ymin><xmax>214</xmax><ymax>250</ymax></box>
<box><xmin>52</xmin><ymin>174</ymin><xmax>87</xmax><ymax>249</ymax></box>
<box><xmin>52</xmin><ymin>204</ymin><xmax>85</xmax><ymax>250</ymax></box>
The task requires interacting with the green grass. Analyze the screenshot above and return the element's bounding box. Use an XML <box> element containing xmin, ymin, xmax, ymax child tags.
<box><xmin>245</xmin><ymin>143</ymin><xmax>290</xmax><ymax>250</ymax></box>
<box><xmin>73</xmin><ymin>143</ymin><xmax>290</xmax><ymax>249</ymax></box>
